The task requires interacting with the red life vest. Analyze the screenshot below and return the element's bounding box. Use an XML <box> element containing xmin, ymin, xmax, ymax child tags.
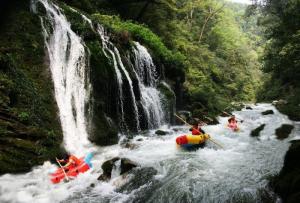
<box><xmin>192</xmin><ymin>128</ymin><xmax>201</xmax><ymax>135</ymax></box>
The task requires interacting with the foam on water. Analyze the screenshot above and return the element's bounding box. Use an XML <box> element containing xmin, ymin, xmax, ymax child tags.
<box><xmin>0</xmin><ymin>104</ymin><xmax>297</xmax><ymax>203</ymax></box>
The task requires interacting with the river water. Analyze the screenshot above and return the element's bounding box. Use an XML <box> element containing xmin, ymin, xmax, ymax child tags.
<box><xmin>0</xmin><ymin>103</ymin><xmax>298</xmax><ymax>203</ymax></box>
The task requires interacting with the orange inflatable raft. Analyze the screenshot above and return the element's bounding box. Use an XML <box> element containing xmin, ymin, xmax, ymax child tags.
<box><xmin>50</xmin><ymin>153</ymin><xmax>93</xmax><ymax>184</ymax></box>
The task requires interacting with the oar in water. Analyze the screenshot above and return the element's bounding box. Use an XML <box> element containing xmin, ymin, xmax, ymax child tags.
<box><xmin>56</xmin><ymin>157</ymin><xmax>69</xmax><ymax>182</ymax></box>
<box><xmin>174</xmin><ymin>114</ymin><xmax>224</xmax><ymax>149</ymax></box>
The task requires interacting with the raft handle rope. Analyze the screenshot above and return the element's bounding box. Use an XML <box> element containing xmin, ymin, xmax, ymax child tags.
<box><xmin>174</xmin><ymin>114</ymin><xmax>224</xmax><ymax>149</ymax></box>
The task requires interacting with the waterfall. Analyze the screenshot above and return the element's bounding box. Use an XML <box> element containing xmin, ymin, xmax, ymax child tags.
<box><xmin>36</xmin><ymin>0</ymin><xmax>91</xmax><ymax>155</ymax></box>
<box><xmin>97</xmin><ymin>26</ymin><xmax>140</xmax><ymax>132</ymax></box>
<box><xmin>96</xmin><ymin>26</ymin><xmax>165</xmax><ymax>131</ymax></box>
<box><xmin>133</xmin><ymin>42</ymin><xmax>165</xmax><ymax>128</ymax></box>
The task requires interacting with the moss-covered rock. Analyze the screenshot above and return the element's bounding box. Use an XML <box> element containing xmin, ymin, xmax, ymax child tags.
<box><xmin>275</xmin><ymin>124</ymin><xmax>294</xmax><ymax>140</ymax></box>
<box><xmin>0</xmin><ymin>0</ymin><xmax>63</xmax><ymax>174</ymax></box>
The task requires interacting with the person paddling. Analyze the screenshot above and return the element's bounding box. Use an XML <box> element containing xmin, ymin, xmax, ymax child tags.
<box><xmin>56</xmin><ymin>154</ymin><xmax>81</xmax><ymax>171</ymax></box>
<box><xmin>189</xmin><ymin>121</ymin><xmax>206</xmax><ymax>135</ymax></box>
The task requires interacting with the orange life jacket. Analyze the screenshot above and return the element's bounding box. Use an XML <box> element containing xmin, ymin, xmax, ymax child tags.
<box><xmin>68</xmin><ymin>155</ymin><xmax>81</xmax><ymax>167</ymax></box>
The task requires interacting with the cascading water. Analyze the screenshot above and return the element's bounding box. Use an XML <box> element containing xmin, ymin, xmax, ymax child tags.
<box><xmin>97</xmin><ymin>26</ymin><xmax>140</xmax><ymax>132</ymax></box>
<box><xmin>36</xmin><ymin>0</ymin><xmax>91</xmax><ymax>155</ymax></box>
<box><xmin>132</xmin><ymin>42</ymin><xmax>165</xmax><ymax>129</ymax></box>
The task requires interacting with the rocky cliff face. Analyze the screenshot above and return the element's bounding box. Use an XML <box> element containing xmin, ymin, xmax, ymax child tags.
<box><xmin>0</xmin><ymin>0</ymin><xmax>63</xmax><ymax>174</ymax></box>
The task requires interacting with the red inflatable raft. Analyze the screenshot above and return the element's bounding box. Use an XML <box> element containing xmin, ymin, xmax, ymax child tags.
<box><xmin>50</xmin><ymin>156</ymin><xmax>91</xmax><ymax>184</ymax></box>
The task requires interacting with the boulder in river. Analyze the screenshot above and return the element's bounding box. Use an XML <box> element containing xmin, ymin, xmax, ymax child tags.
<box><xmin>261</xmin><ymin>110</ymin><xmax>274</xmax><ymax>115</ymax></box>
<box><xmin>155</xmin><ymin>130</ymin><xmax>170</xmax><ymax>136</ymax></box>
<box><xmin>98</xmin><ymin>157</ymin><xmax>139</xmax><ymax>181</ymax></box>
<box><xmin>275</xmin><ymin>124</ymin><xmax>294</xmax><ymax>140</ymax></box>
<box><xmin>246</xmin><ymin>106</ymin><xmax>253</xmax><ymax>110</ymax></box>
<box><xmin>272</xmin><ymin>140</ymin><xmax>300</xmax><ymax>203</ymax></box>
<box><xmin>250</xmin><ymin>124</ymin><xmax>266</xmax><ymax>137</ymax></box>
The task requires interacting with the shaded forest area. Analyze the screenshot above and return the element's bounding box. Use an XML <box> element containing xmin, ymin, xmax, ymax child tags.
<box><xmin>251</xmin><ymin>0</ymin><xmax>300</xmax><ymax>120</ymax></box>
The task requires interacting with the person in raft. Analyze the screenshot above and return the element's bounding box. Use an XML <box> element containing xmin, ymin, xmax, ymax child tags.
<box><xmin>189</xmin><ymin>121</ymin><xmax>206</xmax><ymax>135</ymax></box>
<box><xmin>56</xmin><ymin>154</ymin><xmax>81</xmax><ymax>171</ymax></box>
<box><xmin>228</xmin><ymin>115</ymin><xmax>238</xmax><ymax>130</ymax></box>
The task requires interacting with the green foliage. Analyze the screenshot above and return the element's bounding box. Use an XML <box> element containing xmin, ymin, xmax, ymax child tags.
<box><xmin>255</xmin><ymin>0</ymin><xmax>300</xmax><ymax>120</ymax></box>
<box><xmin>18</xmin><ymin>112</ymin><xmax>29</xmax><ymax>122</ymax></box>
<box><xmin>92</xmin><ymin>14</ymin><xmax>185</xmax><ymax>69</ymax></box>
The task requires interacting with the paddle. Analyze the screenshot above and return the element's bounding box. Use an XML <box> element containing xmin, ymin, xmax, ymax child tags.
<box><xmin>174</xmin><ymin>114</ymin><xmax>224</xmax><ymax>149</ymax></box>
<box><xmin>56</xmin><ymin>157</ymin><xmax>69</xmax><ymax>182</ymax></box>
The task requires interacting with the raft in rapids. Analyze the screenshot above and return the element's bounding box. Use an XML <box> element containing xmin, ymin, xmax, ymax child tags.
<box><xmin>50</xmin><ymin>153</ymin><xmax>93</xmax><ymax>184</ymax></box>
<box><xmin>176</xmin><ymin>134</ymin><xmax>210</xmax><ymax>150</ymax></box>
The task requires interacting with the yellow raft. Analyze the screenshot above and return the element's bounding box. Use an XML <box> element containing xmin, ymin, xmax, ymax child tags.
<box><xmin>176</xmin><ymin>134</ymin><xmax>210</xmax><ymax>149</ymax></box>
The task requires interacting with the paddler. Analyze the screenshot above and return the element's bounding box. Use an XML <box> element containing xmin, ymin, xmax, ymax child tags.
<box><xmin>56</xmin><ymin>154</ymin><xmax>81</xmax><ymax>171</ymax></box>
<box><xmin>189</xmin><ymin>121</ymin><xmax>206</xmax><ymax>135</ymax></box>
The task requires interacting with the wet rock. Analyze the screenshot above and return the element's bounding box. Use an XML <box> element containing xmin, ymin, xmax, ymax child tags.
<box><xmin>155</xmin><ymin>130</ymin><xmax>170</xmax><ymax>136</ymax></box>
<box><xmin>273</xmin><ymin>140</ymin><xmax>300</xmax><ymax>202</ymax></box>
<box><xmin>175</xmin><ymin>111</ymin><xmax>192</xmax><ymax>125</ymax></box>
<box><xmin>120</xmin><ymin>138</ymin><xmax>139</xmax><ymax>149</ymax></box>
<box><xmin>98</xmin><ymin>157</ymin><xmax>119</xmax><ymax>181</ymax></box>
<box><xmin>98</xmin><ymin>157</ymin><xmax>139</xmax><ymax>181</ymax></box>
<box><xmin>279</xmin><ymin>99</ymin><xmax>288</xmax><ymax>105</ymax></box>
<box><xmin>120</xmin><ymin>158</ymin><xmax>138</xmax><ymax>174</ymax></box>
<box><xmin>203</xmin><ymin>116</ymin><xmax>219</xmax><ymax>125</ymax></box>
<box><xmin>275</xmin><ymin>124</ymin><xmax>294</xmax><ymax>140</ymax></box>
<box><xmin>246</xmin><ymin>106</ymin><xmax>253</xmax><ymax>110</ymax></box>
<box><xmin>177</xmin><ymin>111</ymin><xmax>191</xmax><ymax>118</ymax></box>
<box><xmin>261</xmin><ymin>110</ymin><xmax>274</xmax><ymax>115</ymax></box>
<box><xmin>123</xmin><ymin>142</ymin><xmax>138</xmax><ymax>149</ymax></box>
<box><xmin>136</xmin><ymin>138</ymin><xmax>143</xmax><ymax>141</ymax></box>
<box><xmin>231</xmin><ymin>102</ymin><xmax>245</xmax><ymax>111</ymax></box>
<box><xmin>220</xmin><ymin>111</ymin><xmax>231</xmax><ymax>117</ymax></box>
<box><xmin>250</xmin><ymin>124</ymin><xmax>266</xmax><ymax>137</ymax></box>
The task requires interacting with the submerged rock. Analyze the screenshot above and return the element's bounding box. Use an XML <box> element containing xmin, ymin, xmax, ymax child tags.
<box><xmin>246</xmin><ymin>106</ymin><xmax>253</xmax><ymax>110</ymax></box>
<box><xmin>275</xmin><ymin>124</ymin><xmax>294</xmax><ymax>140</ymax></box>
<box><xmin>155</xmin><ymin>130</ymin><xmax>170</xmax><ymax>136</ymax></box>
<box><xmin>250</xmin><ymin>124</ymin><xmax>266</xmax><ymax>137</ymax></box>
<box><xmin>98</xmin><ymin>157</ymin><xmax>139</xmax><ymax>181</ymax></box>
<box><xmin>261</xmin><ymin>110</ymin><xmax>274</xmax><ymax>115</ymax></box>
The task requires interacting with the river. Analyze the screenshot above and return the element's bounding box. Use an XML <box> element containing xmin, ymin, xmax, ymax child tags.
<box><xmin>0</xmin><ymin>103</ymin><xmax>298</xmax><ymax>203</ymax></box>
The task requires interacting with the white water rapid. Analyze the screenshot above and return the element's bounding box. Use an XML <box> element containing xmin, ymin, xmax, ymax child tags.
<box><xmin>36</xmin><ymin>0</ymin><xmax>92</xmax><ymax>155</ymax></box>
<box><xmin>0</xmin><ymin>104</ymin><xmax>298</xmax><ymax>203</ymax></box>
